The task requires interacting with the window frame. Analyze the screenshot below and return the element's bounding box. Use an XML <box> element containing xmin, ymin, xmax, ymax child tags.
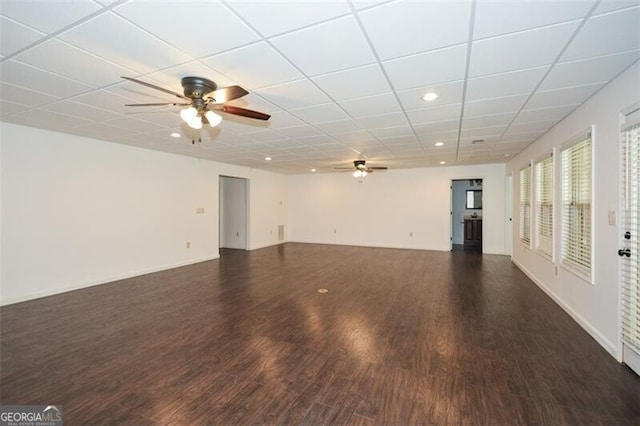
<box><xmin>559</xmin><ymin>130</ymin><xmax>594</xmax><ymax>283</ymax></box>
<box><xmin>534</xmin><ymin>153</ymin><xmax>554</xmax><ymax>260</ymax></box>
<box><xmin>519</xmin><ymin>164</ymin><xmax>532</xmax><ymax>247</ymax></box>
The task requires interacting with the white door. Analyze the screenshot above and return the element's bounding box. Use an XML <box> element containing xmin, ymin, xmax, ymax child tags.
<box><xmin>505</xmin><ymin>175</ymin><xmax>513</xmax><ymax>256</ymax></box>
<box><xmin>620</xmin><ymin>109</ymin><xmax>640</xmax><ymax>375</ymax></box>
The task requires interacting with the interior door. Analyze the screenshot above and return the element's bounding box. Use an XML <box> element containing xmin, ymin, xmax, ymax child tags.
<box><xmin>620</xmin><ymin>109</ymin><xmax>640</xmax><ymax>375</ymax></box>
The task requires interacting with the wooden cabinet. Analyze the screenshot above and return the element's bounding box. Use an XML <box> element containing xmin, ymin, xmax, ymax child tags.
<box><xmin>464</xmin><ymin>218</ymin><xmax>482</xmax><ymax>247</ymax></box>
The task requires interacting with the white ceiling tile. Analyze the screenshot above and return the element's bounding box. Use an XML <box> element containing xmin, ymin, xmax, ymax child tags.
<box><xmin>514</xmin><ymin>104</ymin><xmax>577</xmax><ymax>124</ymax></box>
<box><xmin>464</xmin><ymin>94</ymin><xmax>529</xmax><ymax>117</ymax></box>
<box><xmin>41</xmin><ymin>100</ymin><xmax>121</xmax><ymax>122</ymax></box>
<box><xmin>29</xmin><ymin>108</ymin><xmax>93</xmax><ymax>129</ymax></box>
<box><xmin>0</xmin><ymin>81</ymin><xmax>58</xmax><ymax>107</ymax></box>
<box><xmin>124</xmin><ymin>110</ymin><xmax>183</xmax><ymax>128</ymax></box>
<box><xmin>225</xmin><ymin>93</ymin><xmax>281</xmax><ymax>114</ymax></box>
<box><xmin>296</xmin><ymin>135</ymin><xmax>337</xmax><ymax>146</ymax></box>
<box><xmin>562</xmin><ymin>6</ymin><xmax>640</xmax><ymax>61</ymax></box>
<box><xmin>369</xmin><ymin>125</ymin><xmax>414</xmax><ymax>139</ymax></box>
<box><xmin>338</xmin><ymin>92</ymin><xmax>402</xmax><ymax>118</ymax></box>
<box><xmin>227</xmin><ymin>0</ymin><xmax>351</xmax><ymax>37</ymax></box>
<box><xmin>407</xmin><ymin>104</ymin><xmax>462</xmax><ymax>125</ymax></box>
<box><xmin>0</xmin><ymin>99</ymin><xmax>31</xmax><ymax>116</ymax></box>
<box><xmin>145</xmin><ymin>62</ymin><xmax>237</xmax><ymax>92</ymax></box>
<box><xmin>311</xmin><ymin>63</ymin><xmax>391</xmax><ymax>101</ymax></box>
<box><xmin>331</xmin><ymin>130</ymin><xmax>375</xmax><ymax>144</ymax></box>
<box><xmin>315</xmin><ymin>119</ymin><xmax>364</xmax><ymax>134</ymax></box>
<box><xmin>0</xmin><ymin>0</ymin><xmax>101</xmax><ymax>34</ymax></box>
<box><xmin>72</xmin><ymin>89</ymin><xmax>138</xmax><ymax>113</ymax></box>
<box><xmin>414</xmin><ymin>121</ymin><xmax>460</xmax><ymax>138</ymax></box>
<box><xmin>242</xmin><ymin>129</ymin><xmax>291</xmax><ymax>143</ymax></box>
<box><xmin>470</xmin><ymin>21</ymin><xmax>579</xmax><ymax>78</ymax></box>
<box><xmin>352</xmin><ymin>1</ymin><xmax>394</xmax><ymax>11</ymax></box>
<box><xmin>466</xmin><ymin>66</ymin><xmax>548</xmax><ymax>101</ymax></box>
<box><xmin>0</xmin><ymin>16</ymin><xmax>45</xmax><ymax>57</ymax></box>
<box><xmin>504</xmin><ymin>120</ymin><xmax>556</xmax><ymax>135</ymax></box>
<box><xmin>276</xmin><ymin>125</ymin><xmax>324</xmax><ymax>138</ymax></box>
<box><xmin>355</xmin><ymin>112</ymin><xmax>408</xmax><ymax>129</ymax></box>
<box><xmin>383</xmin><ymin>44</ymin><xmax>468</xmax><ymax>90</ymax></box>
<box><xmin>59</xmin><ymin>12</ymin><xmax>191</xmax><ymax>75</ymax></box>
<box><xmin>254</xmin><ymin>79</ymin><xmax>332</xmax><ymax>110</ymax></box>
<box><xmin>396</xmin><ymin>80</ymin><xmax>464</xmax><ymax>111</ymax></box>
<box><xmin>525</xmin><ymin>82</ymin><xmax>604</xmax><ymax>109</ymax></box>
<box><xmin>104</xmin><ymin>116</ymin><xmax>165</xmax><ymax>132</ymax></box>
<box><xmin>462</xmin><ymin>112</ymin><xmax>516</xmax><ymax>129</ymax></box>
<box><xmin>270</xmin><ymin>16</ymin><xmax>376</xmax><ymax>76</ymax></box>
<box><xmin>290</xmin><ymin>103</ymin><xmax>350</xmax><ymax>124</ymax></box>
<box><xmin>461</xmin><ymin>126</ymin><xmax>507</xmax><ymax>139</ymax></box>
<box><xmin>202</xmin><ymin>42</ymin><xmax>302</xmax><ymax>90</ymax></box>
<box><xmin>358</xmin><ymin>0</ymin><xmax>471</xmax><ymax>60</ymax></box>
<box><xmin>14</xmin><ymin>39</ymin><xmax>133</xmax><ymax>87</ymax></box>
<box><xmin>265</xmin><ymin>110</ymin><xmax>306</xmax><ymax>129</ymax></box>
<box><xmin>594</xmin><ymin>1</ymin><xmax>640</xmax><ymax>15</ymax></box>
<box><xmin>0</xmin><ymin>59</ymin><xmax>93</xmax><ymax>97</ymax></box>
<box><xmin>474</xmin><ymin>0</ymin><xmax>593</xmax><ymax>40</ymax></box>
<box><xmin>539</xmin><ymin>50</ymin><xmax>640</xmax><ymax>90</ymax></box>
<box><xmin>115</xmin><ymin>1</ymin><xmax>259</xmax><ymax>58</ymax></box>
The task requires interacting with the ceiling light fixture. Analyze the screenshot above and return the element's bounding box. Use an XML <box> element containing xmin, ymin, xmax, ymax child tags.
<box><xmin>311</xmin><ymin>168</ymin><xmax>316</xmax><ymax>172</ymax></box>
<box><xmin>170</xmin><ymin>132</ymin><xmax>181</xmax><ymax>138</ymax></box>
<box><xmin>180</xmin><ymin>106</ymin><xmax>222</xmax><ymax>129</ymax></box>
<box><xmin>434</xmin><ymin>141</ymin><xmax>444</xmax><ymax>147</ymax></box>
<box><xmin>439</xmin><ymin>161</ymin><xmax>446</xmax><ymax>165</ymax></box>
<box><xmin>265</xmin><ymin>156</ymin><xmax>272</xmax><ymax>161</ymax></box>
<box><xmin>422</xmin><ymin>92</ymin><xmax>439</xmax><ymax>101</ymax></box>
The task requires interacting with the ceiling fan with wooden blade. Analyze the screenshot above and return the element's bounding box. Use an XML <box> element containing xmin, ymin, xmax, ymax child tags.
<box><xmin>121</xmin><ymin>76</ymin><xmax>270</xmax><ymax>128</ymax></box>
<box><xmin>335</xmin><ymin>160</ymin><xmax>388</xmax><ymax>173</ymax></box>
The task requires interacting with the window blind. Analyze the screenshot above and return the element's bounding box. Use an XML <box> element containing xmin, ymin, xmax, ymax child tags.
<box><xmin>621</xmin><ymin>119</ymin><xmax>640</xmax><ymax>353</ymax></box>
<box><xmin>519</xmin><ymin>166</ymin><xmax>531</xmax><ymax>245</ymax></box>
<box><xmin>535</xmin><ymin>156</ymin><xmax>553</xmax><ymax>258</ymax></box>
<box><xmin>561</xmin><ymin>136</ymin><xmax>592</xmax><ymax>277</ymax></box>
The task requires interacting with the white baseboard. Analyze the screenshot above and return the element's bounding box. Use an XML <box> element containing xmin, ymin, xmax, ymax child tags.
<box><xmin>0</xmin><ymin>254</ymin><xmax>220</xmax><ymax>306</ymax></box>
<box><xmin>249</xmin><ymin>241</ymin><xmax>287</xmax><ymax>250</ymax></box>
<box><xmin>511</xmin><ymin>258</ymin><xmax>618</xmax><ymax>359</ymax></box>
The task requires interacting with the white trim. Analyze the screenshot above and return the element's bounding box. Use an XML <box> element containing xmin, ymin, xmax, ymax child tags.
<box><xmin>512</xmin><ymin>257</ymin><xmax>618</xmax><ymax>359</ymax></box>
<box><xmin>0</xmin><ymin>255</ymin><xmax>220</xmax><ymax>307</ymax></box>
<box><xmin>249</xmin><ymin>241</ymin><xmax>287</xmax><ymax>250</ymax></box>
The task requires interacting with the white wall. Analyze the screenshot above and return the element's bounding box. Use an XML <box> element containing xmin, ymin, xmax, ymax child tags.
<box><xmin>506</xmin><ymin>61</ymin><xmax>640</xmax><ymax>359</ymax></box>
<box><xmin>219</xmin><ymin>176</ymin><xmax>248</xmax><ymax>249</ymax></box>
<box><xmin>0</xmin><ymin>122</ymin><xmax>287</xmax><ymax>305</ymax></box>
<box><xmin>287</xmin><ymin>163</ymin><xmax>506</xmax><ymax>254</ymax></box>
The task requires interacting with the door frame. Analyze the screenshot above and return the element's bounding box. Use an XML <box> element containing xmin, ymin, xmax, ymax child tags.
<box><xmin>450</xmin><ymin>177</ymin><xmax>485</xmax><ymax>252</ymax></box>
<box><xmin>219</xmin><ymin>175</ymin><xmax>250</xmax><ymax>250</ymax></box>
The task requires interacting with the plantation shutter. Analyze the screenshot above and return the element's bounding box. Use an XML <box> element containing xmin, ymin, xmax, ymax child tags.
<box><xmin>561</xmin><ymin>135</ymin><xmax>592</xmax><ymax>277</ymax></box>
<box><xmin>519</xmin><ymin>166</ymin><xmax>531</xmax><ymax>245</ymax></box>
<box><xmin>621</xmin><ymin>112</ymin><xmax>640</xmax><ymax>355</ymax></box>
<box><xmin>535</xmin><ymin>156</ymin><xmax>553</xmax><ymax>257</ymax></box>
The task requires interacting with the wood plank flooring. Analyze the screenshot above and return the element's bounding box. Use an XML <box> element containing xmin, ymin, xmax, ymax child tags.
<box><xmin>1</xmin><ymin>243</ymin><xmax>639</xmax><ymax>425</ymax></box>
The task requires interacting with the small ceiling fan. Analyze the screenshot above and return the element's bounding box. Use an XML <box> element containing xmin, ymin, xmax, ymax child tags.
<box><xmin>121</xmin><ymin>76</ymin><xmax>270</xmax><ymax>129</ymax></box>
<box><xmin>335</xmin><ymin>160</ymin><xmax>388</xmax><ymax>180</ymax></box>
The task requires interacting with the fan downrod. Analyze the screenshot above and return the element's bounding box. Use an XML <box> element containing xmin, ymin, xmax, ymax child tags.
<box><xmin>181</xmin><ymin>76</ymin><xmax>217</xmax><ymax>99</ymax></box>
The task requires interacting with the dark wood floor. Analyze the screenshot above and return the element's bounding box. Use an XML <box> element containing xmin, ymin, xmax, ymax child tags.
<box><xmin>1</xmin><ymin>244</ymin><xmax>639</xmax><ymax>425</ymax></box>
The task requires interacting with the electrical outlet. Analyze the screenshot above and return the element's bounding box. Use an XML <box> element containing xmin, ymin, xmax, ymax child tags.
<box><xmin>608</xmin><ymin>211</ymin><xmax>616</xmax><ymax>226</ymax></box>
<box><xmin>333</xmin><ymin>228</ymin><xmax>337</xmax><ymax>234</ymax></box>
<box><xmin>236</xmin><ymin>231</ymin><xmax>240</xmax><ymax>237</ymax></box>
<box><xmin>186</xmin><ymin>242</ymin><xmax>191</xmax><ymax>248</ymax></box>
<box><xmin>409</xmin><ymin>232</ymin><xmax>413</xmax><ymax>237</ymax></box>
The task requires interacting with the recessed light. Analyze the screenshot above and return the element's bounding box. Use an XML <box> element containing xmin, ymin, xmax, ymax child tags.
<box><xmin>311</xmin><ymin>168</ymin><xmax>316</xmax><ymax>172</ymax></box>
<box><xmin>422</xmin><ymin>92</ymin><xmax>439</xmax><ymax>101</ymax></box>
<box><xmin>265</xmin><ymin>157</ymin><xmax>272</xmax><ymax>161</ymax></box>
<box><xmin>504</xmin><ymin>154</ymin><xmax>511</xmax><ymax>157</ymax></box>
<box><xmin>434</xmin><ymin>141</ymin><xmax>444</xmax><ymax>147</ymax></box>
<box><xmin>170</xmin><ymin>132</ymin><xmax>181</xmax><ymax>138</ymax></box>
<box><xmin>439</xmin><ymin>161</ymin><xmax>446</xmax><ymax>165</ymax></box>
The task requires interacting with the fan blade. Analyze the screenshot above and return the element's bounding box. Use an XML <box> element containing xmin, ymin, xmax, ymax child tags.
<box><xmin>121</xmin><ymin>76</ymin><xmax>189</xmax><ymax>100</ymax></box>
<box><xmin>219</xmin><ymin>105</ymin><xmax>270</xmax><ymax>120</ymax></box>
<box><xmin>368</xmin><ymin>166</ymin><xmax>388</xmax><ymax>170</ymax></box>
<box><xmin>208</xmin><ymin>85</ymin><xmax>249</xmax><ymax>103</ymax></box>
<box><xmin>334</xmin><ymin>167</ymin><xmax>354</xmax><ymax>170</ymax></box>
<box><xmin>125</xmin><ymin>102</ymin><xmax>191</xmax><ymax>107</ymax></box>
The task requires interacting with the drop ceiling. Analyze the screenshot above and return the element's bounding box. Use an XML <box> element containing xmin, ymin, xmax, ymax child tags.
<box><xmin>1</xmin><ymin>0</ymin><xmax>639</xmax><ymax>174</ymax></box>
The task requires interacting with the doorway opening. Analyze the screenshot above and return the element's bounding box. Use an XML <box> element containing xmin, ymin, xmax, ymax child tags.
<box><xmin>451</xmin><ymin>178</ymin><xmax>483</xmax><ymax>252</ymax></box>
<box><xmin>219</xmin><ymin>175</ymin><xmax>249</xmax><ymax>251</ymax></box>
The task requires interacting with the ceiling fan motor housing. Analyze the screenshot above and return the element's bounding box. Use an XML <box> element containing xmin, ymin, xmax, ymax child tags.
<box><xmin>354</xmin><ymin>160</ymin><xmax>367</xmax><ymax>169</ymax></box>
<box><xmin>181</xmin><ymin>76</ymin><xmax>217</xmax><ymax>99</ymax></box>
